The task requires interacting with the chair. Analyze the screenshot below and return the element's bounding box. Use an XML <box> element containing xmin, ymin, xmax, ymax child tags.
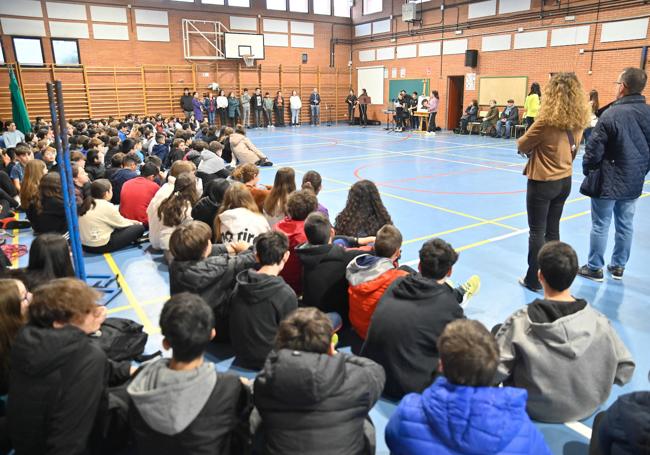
<box><xmin>468</xmin><ymin>110</ymin><xmax>487</xmax><ymax>135</ymax></box>
<box><xmin>514</xmin><ymin>123</ymin><xmax>528</xmax><ymax>138</ymax></box>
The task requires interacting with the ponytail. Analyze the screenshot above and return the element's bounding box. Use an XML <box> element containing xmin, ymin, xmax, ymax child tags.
<box><xmin>78</xmin><ymin>179</ymin><xmax>111</xmax><ymax>216</ymax></box>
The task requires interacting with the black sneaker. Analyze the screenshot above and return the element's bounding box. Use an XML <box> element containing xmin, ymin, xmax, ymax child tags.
<box><xmin>578</xmin><ymin>265</ymin><xmax>604</xmax><ymax>282</ymax></box>
<box><xmin>518</xmin><ymin>277</ymin><xmax>542</xmax><ymax>293</ymax></box>
<box><xmin>607</xmin><ymin>265</ymin><xmax>624</xmax><ymax>280</ymax></box>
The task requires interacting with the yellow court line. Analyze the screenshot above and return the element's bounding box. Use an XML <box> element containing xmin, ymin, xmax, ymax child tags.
<box><xmin>107</xmin><ymin>295</ymin><xmax>170</xmax><ymax>315</ymax></box>
<box><xmin>103</xmin><ymin>253</ymin><xmax>156</xmax><ymax>333</ymax></box>
<box><xmin>11</xmin><ymin>213</ymin><xmax>20</xmax><ymax>267</ymax></box>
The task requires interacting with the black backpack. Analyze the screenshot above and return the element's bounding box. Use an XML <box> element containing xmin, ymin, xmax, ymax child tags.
<box><xmin>94</xmin><ymin>317</ymin><xmax>148</xmax><ymax>362</ymax></box>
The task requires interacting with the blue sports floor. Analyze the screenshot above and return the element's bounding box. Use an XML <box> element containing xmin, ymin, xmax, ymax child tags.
<box><xmin>14</xmin><ymin>125</ymin><xmax>650</xmax><ymax>454</ymax></box>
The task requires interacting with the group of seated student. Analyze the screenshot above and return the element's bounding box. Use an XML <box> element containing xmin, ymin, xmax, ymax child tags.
<box><xmin>0</xmin><ymin>116</ymin><xmax>645</xmax><ymax>455</ymax></box>
<box><xmin>458</xmin><ymin>98</ymin><xmax>521</xmax><ymax>138</ymax></box>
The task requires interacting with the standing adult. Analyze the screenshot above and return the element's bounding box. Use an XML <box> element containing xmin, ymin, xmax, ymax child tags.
<box><xmin>345</xmin><ymin>89</ymin><xmax>357</xmax><ymax>125</ymax></box>
<box><xmin>251</xmin><ymin>88</ymin><xmax>264</xmax><ymax>128</ymax></box>
<box><xmin>216</xmin><ymin>89</ymin><xmax>228</xmax><ymax>127</ymax></box>
<box><xmin>192</xmin><ymin>92</ymin><xmax>204</xmax><ymax>126</ymax></box>
<box><xmin>241</xmin><ymin>88</ymin><xmax>251</xmax><ymax>128</ymax></box>
<box><xmin>584</xmin><ymin>89</ymin><xmax>599</xmax><ymax>143</ymax></box>
<box><xmin>180</xmin><ymin>88</ymin><xmax>193</xmax><ymax>122</ymax></box>
<box><xmin>204</xmin><ymin>92</ymin><xmax>217</xmax><ymax>125</ymax></box>
<box><xmin>273</xmin><ymin>91</ymin><xmax>285</xmax><ymax>127</ymax></box>
<box><xmin>289</xmin><ymin>90</ymin><xmax>302</xmax><ymax>127</ymax></box>
<box><xmin>358</xmin><ymin>89</ymin><xmax>370</xmax><ymax>127</ymax></box>
<box><xmin>309</xmin><ymin>88</ymin><xmax>321</xmax><ymax>126</ymax></box>
<box><xmin>516</xmin><ymin>72</ymin><xmax>590</xmax><ymax>291</ymax></box>
<box><xmin>523</xmin><ymin>82</ymin><xmax>542</xmax><ymax>128</ymax></box>
<box><xmin>579</xmin><ymin>67</ymin><xmax>650</xmax><ymax>282</ymax></box>
<box><xmin>426</xmin><ymin>90</ymin><xmax>439</xmax><ymax>134</ymax></box>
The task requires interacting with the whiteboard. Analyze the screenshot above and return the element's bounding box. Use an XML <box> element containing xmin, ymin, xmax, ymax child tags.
<box><xmin>357</xmin><ymin>67</ymin><xmax>384</xmax><ymax>105</ymax></box>
<box><xmin>601</xmin><ymin>18</ymin><xmax>649</xmax><ymax>43</ymax></box>
<box><xmin>478</xmin><ymin>76</ymin><xmax>528</xmax><ymax>106</ymax></box>
<box><xmin>225</xmin><ymin>33</ymin><xmax>265</xmax><ymax>58</ymax></box>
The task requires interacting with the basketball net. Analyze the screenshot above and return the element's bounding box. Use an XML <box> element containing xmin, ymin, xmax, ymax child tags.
<box><xmin>242</xmin><ymin>55</ymin><xmax>255</xmax><ymax>68</ymax></box>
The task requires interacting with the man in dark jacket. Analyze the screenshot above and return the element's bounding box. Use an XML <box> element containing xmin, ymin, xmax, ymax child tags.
<box><xmin>361</xmin><ymin>238</ymin><xmax>466</xmax><ymax>400</ymax></box>
<box><xmin>168</xmin><ymin>221</ymin><xmax>256</xmax><ymax>341</ymax></box>
<box><xmin>495</xmin><ymin>99</ymin><xmax>519</xmax><ymax>139</ymax></box>
<box><xmin>8</xmin><ymin>278</ymin><xmax>131</xmax><ymax>455</ymax></box>
<box><xmin>295</xmin><ymin>212</ymin><xmax>366</xmax><ymax>323</ymax></box>
<box><xmin>251</xmin><ymin>88</ymin><xmax>265</xmax><ymax>128</ymax></box>
<box><xmin>309</xmin><ymin>88</ymin><xmax>321</xmax><ymax>126</ymax></box>
<box><xmin>109</xmin><ymin>155</ymin><xmax>138</xmax><ymax>205</ymax></box>
<box><xmin>230</xmin><ymin>231</ymin><xmax>298</xmax><ymax>370</ymax></box>
<box><xmin>128</xmin><ymin>293</ymin><xmax>252</xmax><ymax>455</ymax></box>
<box><xmin>589</xmin><ymin>390</ymin><xmax>650</xmax><ymax>455</ymax></box>
<box><xmin>579</xmin><ymin>67</ymin><xmax>650</xmax><ymax>282</ymax></box>
<box><xmin>180</xmin><ymin>88</ymin><xmax>194</xmax><ymax>122</ymax></box>
<box><xmin>253</xmin><ymin>307</ymin><xmax>385</xmax><ymax>455</ymax></box>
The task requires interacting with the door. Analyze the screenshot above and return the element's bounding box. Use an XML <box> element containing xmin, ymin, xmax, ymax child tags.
<box><xmin>446</xmin><ymin>76</ymin><xmax>464</xmax><ymax>130</ymax></box>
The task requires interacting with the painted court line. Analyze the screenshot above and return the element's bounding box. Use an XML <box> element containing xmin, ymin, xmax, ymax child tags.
<box><xmin>565</xmin><ymin>422</ymin><xmax>592</xmax><ymax>440</ymax></box>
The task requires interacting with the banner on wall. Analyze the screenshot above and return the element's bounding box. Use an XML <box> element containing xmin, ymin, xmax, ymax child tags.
<box><xmin>465</xmin><ymin>73</ymin><xmax>476</xmax><ymax>91</ymax></box>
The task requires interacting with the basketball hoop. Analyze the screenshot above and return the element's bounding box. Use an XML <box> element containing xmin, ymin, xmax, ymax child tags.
<box><xmin>242</xmin><ymin>54</ymin><xmax>255</xmax><ymax>68</ymax></box>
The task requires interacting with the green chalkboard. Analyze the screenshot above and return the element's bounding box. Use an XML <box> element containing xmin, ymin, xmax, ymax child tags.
<box><xmin>388</xmin><ymin>79</ymin><xmax>430</xmax><ymax>103</ymax></box>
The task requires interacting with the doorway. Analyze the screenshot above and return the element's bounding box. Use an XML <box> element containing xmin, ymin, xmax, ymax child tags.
<box><xmin>446</xmin><ymin>76</ymin><xmax>464</xmax><ymax>130</ymax></box>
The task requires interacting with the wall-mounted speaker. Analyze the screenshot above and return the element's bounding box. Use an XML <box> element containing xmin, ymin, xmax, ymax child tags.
<box><xmin>302</xmin><ymin>53</ymin><xmax>308</xmax><ymax>64</ymax></box>
<box><xmin>465</xmin><ymin>49</ymin><xmax>478</xmax><ymax>68</ymax></box>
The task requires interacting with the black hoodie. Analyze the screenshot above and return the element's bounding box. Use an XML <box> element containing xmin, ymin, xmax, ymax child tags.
<box><xmin>591</xmin><ymin>391</ymin><xmax>650</xmax><ymax>455</ymax></box>
<box><xmin>361</xmin><ymin>273</ymin><xmax>465</xmax><ymax>400</ymax></box>
<box><xmin>229</xmin><ymin>269</ymin><xmax>298</xmax><ymax>370</ymax></box>
<box><xmin>7</xmin><ymin>325</ymin><xmax>107</xmax><ymax>455</ymax></box>
<box><xmin>295</xmin><ymin>243</ymin><xmax>364</xmax><ymax>320</ymax></box>
<box><xmin>254</xmin><ymin>349</ymin><xmax>385</xmax><ymax>455</ymax></box>
<box><xmin>170</xmin><ymin>245</ymin><xmax>256</xmax><ymax>341</ymax></box>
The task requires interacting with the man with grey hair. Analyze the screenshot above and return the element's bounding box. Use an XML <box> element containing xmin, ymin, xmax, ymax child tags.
<box><xmin>309</xmin><ymin>87</ymin><xmax>321</xmax><ymax>126</ymax></box>
<box><xmin>579</xmin><ymin>67</ymin><xmax>650</xmax><ymax>281</ymax></box>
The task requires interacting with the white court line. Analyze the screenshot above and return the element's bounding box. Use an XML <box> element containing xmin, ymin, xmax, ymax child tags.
<box><xmin>564</xmin><ymin>422</ymin><xmax>593</xmax><ymax>440</ymax></box>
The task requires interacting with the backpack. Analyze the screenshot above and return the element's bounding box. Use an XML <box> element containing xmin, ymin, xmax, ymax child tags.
<box><xmin>94</xmin><ymin>317</ymin><xmax>148</xmax><ymax>362</ymax></box>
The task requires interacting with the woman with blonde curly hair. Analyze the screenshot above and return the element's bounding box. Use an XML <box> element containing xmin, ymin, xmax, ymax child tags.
<box><xmin>516</xmin><ymin>72</ymin><xmax>591</xmax><ymax>291</ymax></box>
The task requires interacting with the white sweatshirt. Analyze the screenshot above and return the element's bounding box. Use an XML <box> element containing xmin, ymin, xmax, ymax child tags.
<box><xmin>218</xmin><ymin>207</ymin><xmax>270</xmax><ymax>246</ymax></box>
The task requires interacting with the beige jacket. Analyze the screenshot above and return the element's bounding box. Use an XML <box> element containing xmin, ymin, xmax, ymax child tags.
<box><xmin>229</xmin><ymin>133</ymin><xmax>266</xmax><ymax>164</ymax></box>
<box><xmin>79</xmin><ymin>199</ymin><xmax>140</xmax><ymax>247</ymax></box>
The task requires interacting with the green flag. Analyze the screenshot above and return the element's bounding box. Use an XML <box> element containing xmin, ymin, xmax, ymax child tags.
<box><xmin>9</xmin><ymin>67</ymin><xmax>31</xmax><ymax>135</ymax></box>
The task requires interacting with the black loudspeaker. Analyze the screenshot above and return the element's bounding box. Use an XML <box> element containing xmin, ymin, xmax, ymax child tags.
<box><xmin>465</xmin><ymin>49</ymin><xmax>478</xmax><ymax>68</ymax></box>
<box><xmin>302</xmin><ymin>53</ymin><xmax>308</xmax><ymax>64</ymax></box>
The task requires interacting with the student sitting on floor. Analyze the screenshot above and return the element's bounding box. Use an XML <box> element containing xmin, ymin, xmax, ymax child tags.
<box><xmin>0</xmin><ymin>278</ymin><xmax>31</xmax><ymax>396</ymax></box>
<box><xmin>119</xmin><ymin>162</ymin><xmax>160</xmax><ymax>226</ymax></box>
<box><xmin>361</xmin><ymin>238</ymin><xmax>480</xmax><ymax>400</ymax></box>
<box><xmin>230</xmin><ymin>231</ymin><xmax>298</xmax><ymax>370</ymax></box>
<box><xmin>7</xmin><ymin>278</ymin><xmax>131</xmax><ymax>454</ymax></box>
<box><xmin>589</xmin><ymin>390</ymin><xmax>650</xmax><ymax>455</ymax></box>
<box><xmin>109</xmin><ymin>155</ymin><xmax>138</xmax><ymax>205</ymax></box>
<box><xmin>296</xmin><ymin>212</ymin><xmax>373</xmax><ymax>322</ymax></box>
<box><xmin>231</xmin><ymin>163</ymin><xmax>270</xmax><ymax>212</ymax></box>
<box><xmin>494</xmin><ymin>241</ymin><xmax>635</xmax><ymax>423</ymax></box>
<box><xmin>301</xmin><ymin>170</ymin><xmax>329</xmax><ymax>219</ymax></box>
<box><xmin>169</xmin><ymin>221</ymin><xmax>255</xmax><ymax>341</ymax></box>
<box><xmin>156</xmin><ymin>172</ymin><xmax>200</xmax><ymax>261</ymax></box>
<box><xmin>104</xmin><ymin>152</ymin><xmax>125</xmax><ymax>182</ymax></box>
<box><xmin>196</xmin><ymin>140</ymin><xmax>228</xmax><ymax>185</ymax></box>
<box><xmin>386</xmin><ymin>319</ymin><xmax>552</xmax><ymax>455</ymax></box>
<box><xmin>85</xmin><ymin>149</ymin><xmax>106</xmax><ymax>181</ymax></box>
<box><xmin>26</xmin><ymin>172</ymin><xmax>69</xmax><ymax>236</ymax></box>
<box><xmin>253</xmin><ymin>307</ymin><xmax>385</xmax><ymax>455</ymax></box>
<box><xmin>10</xmin><ymin>143</ymin><xmax>33</xmax><ymax>193</ymax></box>
<box><xmin>148</xmin><ymin>160</ymin><xmax>196</xmax><ymax>251</ymax></box>
<box><xmin>215</xmin><ymin>182</ymin><xmax>271</xmax><ymax>248</ymax></box>
<box><xmin>263</xmin><ymin>167</ymin><xmax>296</xmax><ymax>226</ymax></box>
<box><xmin>229</xmin><ymin>125</ymin><xmax>271</xmax><ymax>166</ymax></box>
<box><xmin>346</xmin><ymin>225</ymin><xmax>410</xmax><ymax>340</ymax></box>
<box><xmin>78</xmin><ymin>179</ymin><xmax>145</xmax><ymax>254</ymax></box>
<box><xmin>335</xmin><ymin>180</ymin><xmax>392</xmax><ymax>238</ymax></box>
<box><xmin>274</xmin><ymin>190</ymin><xmax>318</xmax><ymax>296</ymax></box>
<box><xmin>127</xmin><ymin>292</ymin><xmax>252</xmax><ymax>454</ymax></box>
<box><xmin>192</xmin><ymin>178</ymin><xmax>230</xmax><ymax>230</ymax></box>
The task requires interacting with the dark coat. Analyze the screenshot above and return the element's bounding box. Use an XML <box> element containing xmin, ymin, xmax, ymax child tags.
<box><xmin>169</xmin><ymin>245</ymin><xmax>256</xmax><ymax>340</ymax></box>
<box><xmin>25</xmin><ymin>197</ymin><xmax>68</xmax><ymax>235</ymax></box>
<box><xmin>229</xmin><ymin>270</ymin><xmax>298</xmax><ymax>370</ymax></box>
<box><xmin>591</xmin><ymin>391</ymin><xmax>650</xmax><ymax>455</ymax></box>
<box><xmin>180</xmin><ymin>95</ymin><xmax>194</xmax><ymax>112</ymax></box>
<box><xmin>253</xmin><ymin>350</ymin><xmax>385</xmax><ymax>455</ymax></box>
<box><xmin>110</xmin><ymin>168</ymin><xmax>138</xmax><ymax>204</ymax></box>
<box><xmin>129</xmin><ymin>372</ymin><xmax>252</xmax><ymax>455</ymax></box>
<box><xmin>583</xmin><ymin>94</ymin><xmax>650</xmax><ymax>200</ymax></box>
<box><xmin>295</xmin><ymin>243</ymin><xmax>364</xmax><ymax>320</ymax></box>
<box><xmin>7</xmin><ymin>325</ymin><xmax>107</xmax><ymax>455</ymax></box>
<box><xmin>361</xmin><ymin>273</ymin><xmax>465</xmax><ymax>400</ymax></box>
<box><xmin>85</xmin><ymin>163</ymin><xmax>106</xmax><ymax>181</ymax></box>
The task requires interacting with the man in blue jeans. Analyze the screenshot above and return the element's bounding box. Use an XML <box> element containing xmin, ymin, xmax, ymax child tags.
<box><xmin>309</xmin><ymin>88</ymin><xmax>321</xmax><ymax>126</ymax></box>
<box><xmin>579</xmin><ymin>67</ymin><xmax>650</xmax><ymax>281</ymax></box>
<box><xmin>495</xmin><ymin>99</ymin><xmax>519</xmax><ymax>139</ymax></box>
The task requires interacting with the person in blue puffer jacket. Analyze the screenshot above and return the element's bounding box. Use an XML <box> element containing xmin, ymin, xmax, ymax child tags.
<box><xmin>386</xmin><ymin>319</ymin><xmax>551</xmax><ymax>455</ymax></box>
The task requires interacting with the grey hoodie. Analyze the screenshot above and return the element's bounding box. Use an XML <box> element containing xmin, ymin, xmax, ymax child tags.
<box><xmin>198</xmin><ymin>149</ymin><xmax>226</xmax><ymax>175</ymax></box>
<box><xmin>495</xmin><ymin>299</ymin><xmax>635</xmax><ymax>423</ymax></box>
<box><xmin>127</xmin><ymin>358</ymin><xmax>217</xmax><ymax>435</ymax></box>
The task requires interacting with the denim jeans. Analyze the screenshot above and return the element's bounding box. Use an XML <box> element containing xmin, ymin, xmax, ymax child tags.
<box><xmin>588</xmin><ymin>198</ymin><xmax>637</xmax><ymax>270</ymax></box>
<box><xmin>525</xmin><ymin>177</ymin><xmax>572</xmax><ymax>287</ymax></box>
<box><xmin>291</xmin><ymin>108</ymin><xmax>300</xmax><ymax>125</ymax></box>
<box><xmin>242</xmin><ymin>105</ymin><xmax>250</xmax><ymax>127</ymax></box>
<box><xmin>496</xmin><ymin>120</ymin><xmax>513</xmax><ymax>138</ymax></box>
<box><xmin>207</xmin><ymin>111</ymin><xmax>216</xmax><ymax>125</ymax></box>
<box><xmin>310</xmin><ymin>105</ymin><xmax>320</xmax><ymax>125</ymax></box>
<box><xmin>254</xmin><ymin>109</ymin><xmax>263</xmax><ymax>127</ymax></box>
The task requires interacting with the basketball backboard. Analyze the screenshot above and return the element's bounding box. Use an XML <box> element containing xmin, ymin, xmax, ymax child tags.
<box><xmin>224</xmin><ymin>33</ymin><xmax>265</xmax><ymax>60</ymax></box>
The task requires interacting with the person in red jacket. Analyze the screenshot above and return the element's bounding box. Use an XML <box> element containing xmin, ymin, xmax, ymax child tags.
<box><xmin>119</xmin><ymin>163</ymin><xmax>161</xmax><ymax>226</ymax></box>
<box><xmin>273</xmin><ymin>190</ymin><xmax>318</xmax><ymax>296</ymax></box>
<box><xmin>346</xmin><ymin>225</ymin><xmax>410</xmax><ymax>340</ymax></box>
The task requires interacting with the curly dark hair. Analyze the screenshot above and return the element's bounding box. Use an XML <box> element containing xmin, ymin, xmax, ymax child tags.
<box><xmin>334</xmin><ymin>180</ymin><xmax>392</xmax><ymax>237</ymax></box>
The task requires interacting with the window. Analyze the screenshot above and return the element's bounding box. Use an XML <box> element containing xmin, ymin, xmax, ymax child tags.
<box><xmin>333</xmin><ymin>0</ymin><xmax>350</xmax><ymax>17</ymax></box>
<box><xmin>52</xmin><ymin>39</ymin><xmax>80</xmax><ymax>65</ymax></box>
<box><xmin>201</xmin><ymin>0</ymin><xmax>225</xmax><ymax>4</ymax></box>
<box><xmin>363</xmin><ymin>0</ymin><xmax>382</xmax><ymax>15</ymax></box>
<box><xmin>228</xmin><ymin>0</ymin><xmax>250</xmax><ymax>6</ymax></box>
<box><xmin>289</xmin><ymin>0</ymin><xmax>308</xmax><ymax>13</ymax></box>
<box><xmin>12</xmin><ymin>37</ymin><xmax>44</xmax><ymax>66</ymax></box>
<box><xmin>267</xmin><ymin>0</ymin><xmax>286</xmax><ymax>10</ymax></box>
<box><xmin>313</xmin><ymin>0</ymin><xmax>331</xmax><ymax>15</ymax></box>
